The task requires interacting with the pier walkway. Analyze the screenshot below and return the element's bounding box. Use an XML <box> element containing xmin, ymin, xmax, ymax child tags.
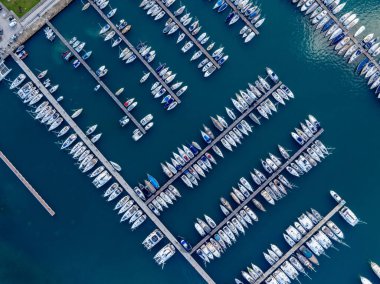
<box><xmin>88</xmin><ymin>1</ymin><xmax>181</xmax><ymax>104</ymax></box>
<box><xmin>224</xmin><ymin>0</ymin><xmax>260</xmax><ymax>35</ymax></box>
<box><xmin>191</xmin><ymin>128</ymin><xmax>325</xmax><ymax>253</ymax></box>
<box><xmin>152</xmin><ymin>0</ymin><xmax>221</xmax><ymax>69</ymax></box>
<box><xmin>254</xmin><ymin>200</ymin><xmax>346</xmax><ymax>284</ymax></box>
<box><xmin>46</xmin><ymin>21</ymin><xmax>146</xmax><ymax>134</ymax></box>
<box><xmin>313</xmin><ymin>0</ymin><xmax>380</xmax><ymax>71</ymax></box>
<box><xmin>0</xmin><ymin>151</ymin><xmax>55</xmax><ymax>216</ymax></box>
<box><xmin>12</xmin><ymin>54</ymin><xmax>215</xmax><ymax>284</ymax></box>
<box><xmin>146</xmin><ymin>81</ymin><xmax>282</xmax><ymax>204</ymax></box>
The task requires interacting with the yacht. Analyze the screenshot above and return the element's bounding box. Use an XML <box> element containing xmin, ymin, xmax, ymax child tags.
<box><xmin>154</xmin><ymin>244</ymin><xmax>176</xmax><ymax>266</ymax></box>
<box><xmin>339</xmin><ymin>206</ymin><xmax>359</xmax><ymax>226</ymax></box>
<box><xmin>370</xmin><ymin>261</ymin><xmax>380</xmax><ymax>279</ymax></box>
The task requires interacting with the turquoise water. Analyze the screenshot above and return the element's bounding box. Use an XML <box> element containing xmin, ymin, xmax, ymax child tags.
<box><xmin>1</xmin><ymin>0</ymin><xmax>380</xmax><ymax>283</ymax></box>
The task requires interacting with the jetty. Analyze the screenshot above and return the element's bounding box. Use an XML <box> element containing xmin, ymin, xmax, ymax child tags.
<box><xmin>0</xmin><ymin>151</ymin><xmax>55</xmax><ymax>216</ymax></box>
<box><xmin>224</xmin><ymin>0</ymin><xmax>260</xmax><ymax>35</ymax></box>
<box><xmin>190</xmin><ymin>128</ymin><xmax>325</xmax><ymax>254</ymax></box>
<box><xmin>146</xmin><ymin>80</ymin><xmax>283</xmax><ymax>204</ymax></box>
<box><xmin>254</xmin><ymin>200</ymin><xmax>346</xmax><ymax>284</ymax></box>
<box><xmin>88</xmin><ymin>1</ymin><xmax>181</xmax><ymax>104</ymax></box>
<box><xmin>45</xmin><ymin>21</ymin><xmax>146</xmax><ymax>134</ymax></box>
<box><xmin>151</xmin><ymin>0</ymin><xmax>221</xmax><ymax>69</ymax></box>
<box><xmin>312</xmin><ymin>0</ymin><xmax>380</xmax><ymax>71</ymax></box>
<box><xmin>11</xmin><ymin>53</ymin><xmax>216</xmax><ymax>284</ymax></box>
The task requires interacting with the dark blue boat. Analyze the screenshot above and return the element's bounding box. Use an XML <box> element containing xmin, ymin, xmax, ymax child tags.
<box><xmin>218</xmin><ymin>2</ymin><xmax>227</xmax><ymax>13</ymax></box>
<box><xmin>188</xmin><ymin>144</ymin><xmax>199</xmax><ymax>155</ymax></box>
<box><xmin>225</xmin><ymin>10</ymin><xmax>234</xmax><ymax>23</ymax></box>
<box><xmin>321</xmin><ymin>19</ymin><xmax>334</xmax><ymax>33</ymax></box>
<box><xmin>178</xmin><ymin>237</ymin><xmax>193</xmax><ymax>252</ymax></box>
<box><xmin>330</xmin><ymin>33</ymin><xmax>345</xmax><ymax>46</ymax></box>
<box><xmin>155</xmin><ymin>63</ymin><xmax>166</xmax><ymax>72</ymax></box>
<box><xmin>356</xmin><ymin>58</ymin><xmax>369</xmax><ymax>74</ymax></box>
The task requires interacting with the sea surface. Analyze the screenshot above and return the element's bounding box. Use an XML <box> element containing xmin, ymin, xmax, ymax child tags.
<box><xmin>1</xmin><ymin>0</ymin><xmax>380</xmax><ymax>283</ymax></box>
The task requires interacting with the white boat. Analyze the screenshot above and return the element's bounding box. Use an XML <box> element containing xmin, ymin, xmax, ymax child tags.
<box><xmin>71</xmin><ymin>108</ymin><xmax>83</xmax><ymax>119</ymax></box>
<box><xmin>370</xmin><ymin>261</ymin><xmax>380</xmax><ymax>279</ymax></box>
<box><xmin>339</xmin><ymin>206</ymin><xmax>359</xmax><ymax>226</ymax></box>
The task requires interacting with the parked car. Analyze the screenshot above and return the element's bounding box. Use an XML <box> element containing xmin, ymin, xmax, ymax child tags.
<box><xmin>9</xmin><ymin>20</ymin><xmax>17</xmax><ymax>28</ymax></box>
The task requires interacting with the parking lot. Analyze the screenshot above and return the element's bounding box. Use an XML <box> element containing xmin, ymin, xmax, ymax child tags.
<box><xmin>0</xmin><ymin>4</ymin><xmax>21</xmax><ymax>53</ymax></box>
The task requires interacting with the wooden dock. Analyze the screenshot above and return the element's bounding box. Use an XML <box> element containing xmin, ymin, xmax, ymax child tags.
<box><xmin>190</xmin><ymin>128</ymin><xmax>325</xmax><ymax>254</ymax></box>
<box><xmin>11</xmin><ymin>54</ymin><xmax>216</xmax><ymax>284</ymax></box>
<box><xmin>146</xmin><ymin>81</ymin><xmax>283</xmax><ymax>204</ymax></box>
<box><xmin>88</xmin><ymin>1</ymin><xmax>181</xmax><ymax>104</ymax></box>
<box><xmin>0</xmin><ymin>151</ymin><xmax>55</xmax><ymax>216</ymax></box>
<box><xmin>45</xmin><ymin>21</ymin><xmax>146</xmax><ymax>134</ymax></box>
<box><xmin>312</xmin><ymin>0</ymin><xmax>380</xmax><ymax>71</ymax></box>
<box><xmin>254</xmin><ymin>200</ymin><xmax>346</xmax><ymax>284</ymax></box>
<box><xmin>152</xmin><ymin>0</ymin><xmax>221</xmax><ymax>69</ymax></box>
<box><xmin>224</xmin><ymin>0</ymin><xmax>260</xmax><ymax>35</ymax></box>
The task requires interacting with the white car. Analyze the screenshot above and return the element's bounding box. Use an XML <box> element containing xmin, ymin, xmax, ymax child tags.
<box><xmin>9</xmin><ymin>20</ymin><xmax>17</xmax><ymax>28</ymax></box>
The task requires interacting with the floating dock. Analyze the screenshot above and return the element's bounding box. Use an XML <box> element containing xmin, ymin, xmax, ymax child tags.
<box><xmin>0</xmin><ymin>151</ymin><xmax>55</xmax><ymax>216</ymax></box>
<box><xmin>313</xmin><ymin>0</ymin><xmax>380</xmax><ymax>71</ymax></box>
<box><xmin>88</xmin><ymin>1</ymin><xmax>181</xmax><ymax>104</ymax></box>
<box><xmin>146</xmin><ymin>80</ymin><xmax>282</xmax><ymax>204</ymax></box>
<box><xmin>45</xmin><ymin>21</ymin><xmax>146</xmax><ymax>134</ymax></box>
<box><xmin>152</xmin><ymin>0</ymin><xmax>221</xmax><ymax>69</ymax></box>
<box><xmin>190</xmin><ymin>128</ymin><xmax>325</xmax><ymax>254</ymax></box>
<box><xmin>224</xmin><ymin>0</ymin><xmax>260</xmax><ymax>35</ymax></box>
<box><xmin>12</xmin><ymin>53</ymin><xmax>216</xmax><ymax>284</ymax></box>
<box><xmin>254</xmin><ymin>200</ymin><xmax>346</xmax><ymax>284</ymax></box>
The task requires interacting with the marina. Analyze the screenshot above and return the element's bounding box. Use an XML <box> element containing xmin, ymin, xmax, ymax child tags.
<box><xmin>143</xmin><ymin>0</ymin><xmax>221</xmax><ymax>70</ymax></box>
<box><xmin>253</xmin><ymin>200</ymin><xmax>346</xmax><ymax>284</ymax></box>
<box><xmin>190</xmin><ymin>127</ymin><xmax>324</xmax><ymax>254</ymax></box>
<box><xmin>0</xmin><ymin>0</ymin><xmax>379</xmax><ymax>283</ymax></box>
<box><xmin>87</xmin><ymin>0</ymin><xmax>182</xmax><ymax>104</ymax></box>
<box><xmin>145</xmin><ymin>80</ymin><xmax>283</xmax><ymax>205</ymax></box>
<box><xmin>11</xmin><ymin>52</ymin><xmax>215</xmax><ymax>284</ymax></box>
<box><xmin>0</xmin><ymin>151</ymin><xmax>55</xmax><ymax>216</ymax></box>
<box><xmin>223</xmin><ymin>0</ymin><xmax>260</xmax><ymax>35</ymax></box>
<box><xmin>45</xmin><ymin>21</ymin><xmax>147</xmax><ymax>135</ymax></box>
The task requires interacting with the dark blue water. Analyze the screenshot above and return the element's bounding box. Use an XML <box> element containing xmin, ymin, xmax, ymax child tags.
<box><xmin>1</xmin><ymin>0</ymin><xmax>380</xmax><ymax>283</ymax></box>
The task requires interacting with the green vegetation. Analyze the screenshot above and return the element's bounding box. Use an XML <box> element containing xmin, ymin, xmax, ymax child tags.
<box><xmin>0</xmin><ymin>0</ymin><xmax>40</xmax><ymax>17</ymax></box>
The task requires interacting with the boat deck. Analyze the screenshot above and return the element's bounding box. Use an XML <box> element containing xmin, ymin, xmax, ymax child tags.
<box><xmin>88</xmin><ymin>1</ymin><xmax>181</xmax><ymax>104</ymax></box>
<box><xmin>145</xmin><ymin>80</ymin><xmax>282</xmax><ymax>204</ymax></box>
<box><xmin>152</xmin><ymin>0</ymin><xmax>221</xmax><ymax>69</ymax></box>
<box><xmin>12</xmin><ymin>53</ymin><xmax>216</xmax><ymax>284</ymax></box>
<box><xmin>0</xmin><ymin>151</ymin><xmax>55</xmax><ymax>216</ymax></box>
<box><xmin>190</xmin><ymin>128</ymin><xmax>325</xmax><ymax>254</ymax></box>
<box><xmin>313</xmin><ymin>0</ymin><xmax>380</xmax><ymax>71</ymax></box>
<box><xmin>253</xmin><ymin>200</ymin><xmax>346</xmax><ymax>284</ymax></box>
<box><xmin>46</xmin><ymin>21</ymin><xmax>146</xmax><ymax>134</ymax></box>
<box><xmin>224</xmin><ymin>0</ymin><xmax>260</xmax><ymax>35</ymax></box>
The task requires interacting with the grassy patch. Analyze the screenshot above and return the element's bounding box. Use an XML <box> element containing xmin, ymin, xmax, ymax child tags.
<box><xmin>0</xmin><ymin>0</ymin><xmax>40</xmax><ymax>17</ymax></box>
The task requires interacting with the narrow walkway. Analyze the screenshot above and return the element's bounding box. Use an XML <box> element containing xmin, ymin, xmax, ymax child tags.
<box><xmin>152</xmin><ymin>0</ymin><xmax>221</xmax><ymax>69</ymax></box>
<box><xmin>146</xmin><ymin>81</ymin><xmax>282</xmax><ymax>204</ymax></box>
<box><xmin>0</xmin><ymin>151</ymin><xmax>55</xmax><ymax>216</ymax></box>
<box><xmin>224</xmin><ymin>0</ymin><xmax>260</xmax><ymax>35</ymax></box>
<box><xmin>313</xmin><ymin>0</ymin><xmax>380</xmax><ymax>70</ymax></box>
<box><xmin>191</xmin><ymin>128</ymin><xmax>324</xmax><ymax>253</ymax></box>
<box><xmin>88</xmin><ymin>0</ymin><xmax>181</xmax><ymax>104</ymax></box>
<box><xmin>12</xmin><ymin>53</ymin><xmax>215</xmax><ymax>284</ymax></box>
<box><xmin>254</xmin><ymin>200</ymin><xmax>346</xmax><ymax>284</ymax></box>
<box><xmin>46</xmin><ymin>21</ymin><xmax>146</xmax><ymax>134</ymax></box>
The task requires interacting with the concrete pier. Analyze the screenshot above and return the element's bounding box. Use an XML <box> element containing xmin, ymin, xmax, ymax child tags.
<box><xmin>88</xmin><ymin>1</ymin><xmax>181</xmax><ymax>104</ymax></box>
<box><xmin>45</xmin><ymin>21</ymin><xmax>146</xmax><ymax>134</ymax></box>
<box><xmin>0</xmin><ymin>151</ymin><xmax>55</xmax><ymax>216</ymax></box>
<box><xmin>12</xmin><ymin>54</ymin><xmax>215</xmax><ymax>284</ymax></box>
<box><xmin>190</xmin><ymin>128</ymin><xmax>325</xmax><ymax>254</ymax></box>
<box><xmin>146</xmin><ymin>81</ymin><xmax>283</xmax><ymax>204</ymax></box>
<box><xmin>224</xmin><ymin>0</ymin><xmax>260</xmax><ymax>36</ymax></box>
<box><xmin>152</xmin><ymin>0</ymin><xmax>221</xmax><ymax>69</ymax></box>
<box><xmin>312</xmin><ymin>0</ymin><xmax>380</xmax><ymax>71</ymax></box>
<box><xmin>254</xmin><ymin>201</ymin><xmax>346</xmax><ymax>284</ymax></box>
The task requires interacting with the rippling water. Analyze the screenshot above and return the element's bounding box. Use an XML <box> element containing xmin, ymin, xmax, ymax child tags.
<box><xmin>1</xmin><ymin>0</ymin><xmax>380</xmax><ymax>283</ymax></box>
